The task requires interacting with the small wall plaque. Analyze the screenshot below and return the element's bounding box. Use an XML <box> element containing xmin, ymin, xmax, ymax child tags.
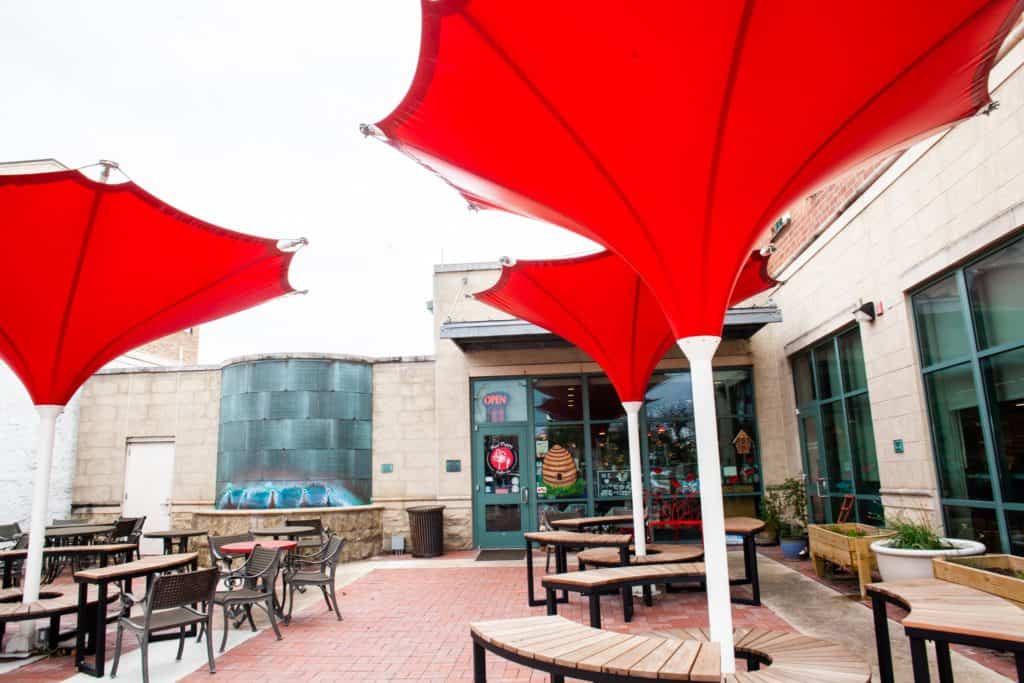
<box><xmin>381</xmin><ymin>463</ymin><xmax>394</xmax><ymax>474</ymax></box>
<box><xmin>893</xmin><ymin>439</ymin><xmax>904</xmax><ymax>454</ymax></box>
<box><xmin>445</xmin><ymin>459</ymin><xmax>462</xmax><ymax>473</ymax></box>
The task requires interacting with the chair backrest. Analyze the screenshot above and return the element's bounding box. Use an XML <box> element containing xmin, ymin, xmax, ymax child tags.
<box><xmin>320</xmin><ymin>536</ymin><xmax>346</xmax><ymax>578</ymax></box>
<box><xmin>0</xmin><ymin>523</ymin><xmax>21</xmax><ymax>541</ymax></box>
<box><xmin>110</xmin><ymin>518</ymin><xmax>137</xmax><ymax>540</ymax></box>
<box><xmin>246</xmin><ymin>545</ymin><xmax>282</xmax><ymax>590</ymax></box>
<box><xmin>208</xmin><ymin>532</ymin><xmax>254</xmax><ymax>562</ymax></box>
<box><xmin>147</xmin><ymin>567</ymin><xmax>220</xmax><ymax>613</ymax></box>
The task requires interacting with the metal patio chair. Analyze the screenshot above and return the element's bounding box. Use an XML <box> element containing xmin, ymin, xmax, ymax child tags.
<box><xmin>285</xmin><ymin>518</ymin><xmax>327</xmax><ymax>556</ymax></box>
<box><xmin>110</xmin><ymin>567</ymin><xmax>219</xmax><ymax>683</ymax></box>
<box><xmin>211</xmin><ymin>545</ymin><xmax>283</xmax><ymax>651</ymax></box>
<box><xmin>208</xmin><ymin>531</ymin><xmax>253</xmax><ymax>573</ymax></box>
<box><xmin>284</xmin><ymin>535</ymin><xmax>345</xmax><ymax>625</ymax></box>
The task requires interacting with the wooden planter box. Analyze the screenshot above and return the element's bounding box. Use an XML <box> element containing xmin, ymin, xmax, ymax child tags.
<box><xmin>808</xmin><ymin>523</ymin><xmax>896</xmax><ymax>597</ymax></box>
<box><xmin>933</xmin><ymin>554</ymin><xmax>1024</xmax><ymax>605</ymax></box>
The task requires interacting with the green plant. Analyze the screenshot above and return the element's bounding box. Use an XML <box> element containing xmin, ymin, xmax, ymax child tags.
<box><xmin>843</xmin><ymin>529</ymin><xmax>867</xmax><ymax>538</ymax></box>
<box><xmin>766</xmin><ymin>477</ymin><xmax>807</xmax><ymax>538</ymax></box>
<box><xmin>885</xmin><ymin>514</ymin><xmax>952</xmax><ymax>551</ymax></box>
<box><xmin>761</xmin><ymin>487</ymin><xmax>784</xmax><ymax>533</ymax></box>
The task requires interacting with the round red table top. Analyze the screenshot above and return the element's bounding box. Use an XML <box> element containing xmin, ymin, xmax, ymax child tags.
<box><xmin>220</xmin><ymin>539</ymin><xmax>297</xmax><ymax>555</ymax></box>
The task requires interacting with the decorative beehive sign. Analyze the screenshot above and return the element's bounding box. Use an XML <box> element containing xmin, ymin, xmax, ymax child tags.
<box><xmin>732</xmin><ymin>429</ymin><xmax>754</xmax><ymax>455</ymax></box>
<box><xmin>541</xmin><ymin>444</ymin><xmax>578</xmax><ymax>487</ymax></box>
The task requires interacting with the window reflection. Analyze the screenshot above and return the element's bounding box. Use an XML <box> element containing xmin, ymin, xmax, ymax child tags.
<box><xmin>913</xmin><ymin>276</ymin><xmax>970</xmax><ymax>367</ymax></box>
<box><xmin>473</xmin><ymin>379</ymin><xmax>527</xmax><ymax>424</ymax></box>
<box><xmin>588</xmin><ymin>376</ymin><xmax>625</xmax><ymax>421</ymax></box>
<box><xmin>591</xmin><ymin>421</ymin><xmax>630</xmax><ymax>498</ymax></box>
<box><xmin>982</xmin><ymin>347</ymin><xmax>1024</xmax><ymax>503</ymax></box>
<box><xmin>533</xmin><ymin>377</ymin><xmax>583</xmax><ymax>423</ymax></box>
<box><xmin>925</xmin><ymin>364</ymin><xmax>991</xmax><ymax>501</ymax></box>
<box><xmin>966</xmin><ymin>239</ymin><xmax>1024</xmax><ymax>350</ymax></box>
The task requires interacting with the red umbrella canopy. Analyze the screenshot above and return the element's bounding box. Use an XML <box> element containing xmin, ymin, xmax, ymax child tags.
<box><xmin>0</xmin><ymin>170</ymin><xmax>299</xmax><ymax>406</ymax></box>
<box><xmin>475</xmin><ymin>250</ymin><xmax>776</xmax><ymax>402</ymax></box>
<box><xmin>369</xmin><ymin>0</ymin><xmax>1021</xmax><ymax>339</ymax></box>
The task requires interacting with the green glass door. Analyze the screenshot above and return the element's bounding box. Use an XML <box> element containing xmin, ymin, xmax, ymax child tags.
<box><xmin>474</xmin><ymin>426</ymin><xmax>533</xmax><ymax>548</ymax></box>
<box><xmin>798</xmin><ymin>411</ymin><xmax>828</xmax><ymax>523</ymax></box>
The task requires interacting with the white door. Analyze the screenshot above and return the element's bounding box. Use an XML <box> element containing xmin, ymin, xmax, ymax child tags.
<box><xmin>123</xmin><ymin>440</ymin><xmax>175</xmax><ymax>555</ymax></box>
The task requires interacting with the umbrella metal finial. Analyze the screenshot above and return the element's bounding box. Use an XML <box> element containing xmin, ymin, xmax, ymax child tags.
<box><xmin>277</xmin><ymin>237</ymin><xmax>308</xmax><ymax>252</ymax></box>
<box><xmin>97</xmin><ymin>159</ymin><xmax>120</xmax><ymax>183</ymax></box>
<box><xmin>979</xmin><ymin>100</ymin><xmax>1000</xmax><ymax>116</ymax></box>
<box><xmin>359</xmin><ymin>123</ymin><xmax>385</xmax><ymax>139</ymax></box>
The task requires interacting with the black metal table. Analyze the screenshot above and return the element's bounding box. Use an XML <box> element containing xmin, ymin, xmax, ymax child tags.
<box><xmin>74</xmin><ymin>552</ymin><xmax>198</xmax><ymax>678</ymax></box>
<box><xmin>252</xmin><ymin>525</ymin><xmax>315</xmax><ymax>540</ymax></box>
<box><xmin>143</xmin><ymin>528</ymin><xmax>209</xmax><ymax>555</ymax></box>
<box><xmin>523</xmin><ymin>531</ymin><xmax>631</xmax><ymax>607</ymax></box>
<box><xmin>1</xmin><ymin>543</ymin><xmax>135</xmax><ymax>588</ymax></box>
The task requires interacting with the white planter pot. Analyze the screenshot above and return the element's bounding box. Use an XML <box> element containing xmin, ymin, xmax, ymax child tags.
<box><xmin>870</xmin><ymin>538</ymin><xmax>986</xmax><ymax>582</ymax></box>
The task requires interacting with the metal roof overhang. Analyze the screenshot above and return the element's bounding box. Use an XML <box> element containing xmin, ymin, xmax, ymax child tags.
<box><xmin>441</xmin><ymin>305</ymin><xmax>782</xmax><ymax>351</ymax></box>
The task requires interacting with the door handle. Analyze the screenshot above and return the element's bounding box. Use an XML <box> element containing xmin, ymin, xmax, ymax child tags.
<box><xmin>521</xmin><ymin>487</ymin><xmax>528</xmax><ymax>503</ymax></box>
<box><xmin>816</xmin><ymin>478</ymin><xmax>827</xmax><ymax>497</ymax></box>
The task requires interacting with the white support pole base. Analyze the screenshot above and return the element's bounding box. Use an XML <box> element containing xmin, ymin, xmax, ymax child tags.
<box><xmin>622</xmin><ymin>401</ymin><xmax>646</xmax><ymax>557</ymax></box>
<box><xmin>10</xmin><ymin>405</ymin><xmax>64</xmax><ymax>654</ymax></box>
<box><xmin>678</xmin><ymin>336</ymin><xmax>736</xmax><ymax>674</ymax></box>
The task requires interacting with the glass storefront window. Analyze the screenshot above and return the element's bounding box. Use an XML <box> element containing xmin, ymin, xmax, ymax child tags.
<box><xmin>591</xmin><ymin>421</ymin><xmax>630</xmax><ymax>498</ymax></box>
<box><xmin>718</xmin><ymin>417</ymin><xmax>759</xmax><ymax>493</ymax></box>
<box><xmin>473</xmin><ymin>379</ymin><xmax>528</xmax><ymax>424</ymax></box>
<box><xmin>913</xmin><ymin>275</ymin><xmax>970</xmax><ymax>367</ymax></box>
<box><xmin>924</xmin><ymin>363</ymin><xmax>991</xmax><ymax>501</ymax></box>
<box><xmin>588</xmin><ymin>376</ymin><xmax>625</xmax><ymax>421</ymax></box>
<box><xmin>838</xmin><ymin>329</ymin><xmax>867</xmax><ymax>391</ymax></box>
<box><xmin>714</xmin><ymin>369</ymin><xmax>755</xmax><ymax>417</ymax></box>
<box><xmin>645</xmin><ymin>373</ymin><xmax>693</xmax><ymax>420</ymax></box>
<box><xmin>793</xmin><ymin>352</ymin><xmax>815</xmax><ymax>404</ymax></box>
<box><xmin>1007</xmin><ymin>510</ymin><xmax>1024</xmax><ymax>556</ymax></box>
<box><xmin>814</xmin><ymin>341</ymin><xmax>841</xmax><ymax>398</ymax></box>
<box><xmin>966</xmin><ymin>239</ymin><xmax>1024</xmax><ymax>350</ymax></box>
<box><xmin>944</xmin><ymin>505</ymin><xmax>1000</xmax><ymax>553</ymax></box>
<box><xmin>982</xmin><ymin>347</ymin><xmax>1024</xmax><ymax>503</ymax></box>
<box><xmin>533</xmin><ymin>377</ymin><xmax>583</xmax><ymax>423</ymax></box>
<box><xmin>647</xmin><ymin>419</ymin><xmax>698</xmax><ymax>496</ymax></box>
<box><xmin>534</xmin><ymin>425</ymin><xmax>585</xmax><ymax>499</ymax></box>
<box><xmin>820</xmin><ymin>401</ymin><xmax>854</xmax><ymax>495</ymax></box>
<box><xmin>846</xmin><ymin>393</ymin><xmax>880</xmax><ymax>494</ymax></box>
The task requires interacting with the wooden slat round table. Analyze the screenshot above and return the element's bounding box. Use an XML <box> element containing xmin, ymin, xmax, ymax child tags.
<box><xmin>577</xmin><ymin>543</ymin><xmax>703</xmax><ymax>567</ymax></box>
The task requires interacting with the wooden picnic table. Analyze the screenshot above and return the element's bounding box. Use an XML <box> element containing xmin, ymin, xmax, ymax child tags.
<box><xmin>0</xmin><ymin>543</ymin><xmax>136</xmax><ymax>587</ymax></box>
<box><xmin>867</xmin><ymin>578</ymin><xmax>1024</xmax><ymax>683</ymax></box>
<box><xmin>577</xmin><ymin>542</ymin><xmax>704</xmax><ymax>567</ymax></box>
<box><xmin>74</xmin><ymin>552</ymin><xmax>198</xmax><ymax>678</ymax></box>
<box><xmin>548</xmin><ymin>514</ymin><xmax>637</xmax><ymax>531</ymax></box>
<box><xmin>143</xmin><ymin>528</ymin><xmax>208</xmax><ymax>555</ymax></box>
<box><xmin>252</xmin><ymin>526</ymin><xmax>315</xmax><ymax>540</ymax></box>
<box><xmin>524</xmin><ymin>531</ymin><xmax>632</xmax><ymax>607</ymax></box>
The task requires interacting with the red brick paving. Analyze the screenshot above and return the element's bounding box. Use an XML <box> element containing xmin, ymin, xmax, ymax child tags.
<box><xmin>178</xmin><ymin>564</ymin><xmax>789</xmax><ymax>683</ymax></box>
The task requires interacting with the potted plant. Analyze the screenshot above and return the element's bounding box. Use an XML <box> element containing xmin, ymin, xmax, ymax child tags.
<box><xmin>769</xmin><ymin>478</ymin><xmax>808</xmax><ymax>560</ymax></box>
<box><xmin>757</xmin><ymin>486</ymin><xmax>783</xmax><ymax>546</ymax></box>
<box><xmin>870</xmin><ymin>514</ymin><xmax>985</xmax><ymax>581</ymax></box>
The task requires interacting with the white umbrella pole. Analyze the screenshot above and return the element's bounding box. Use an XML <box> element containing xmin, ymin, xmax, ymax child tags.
<box><xmin>23</xmin><ymin>405</ymin><xmax>63</xmax><ymax>604</ymax></box>
<box><xmin>678</xmin><ymin>336</ymin><xmax>735</xmax><ymax>674</ymax></box>
<box><xmin>622</xmin><ymin>401</ymin><xmax>646</xmax><ymax>556</ymax></box>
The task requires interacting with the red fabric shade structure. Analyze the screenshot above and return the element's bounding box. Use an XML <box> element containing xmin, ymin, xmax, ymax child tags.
<box><xmin>475</xmin><ymin>249</ymin><xmax>775</xmax><ymax>403</ymax></box>
<box><xmin>367</xmin><ymin>0</ymin><xmax>1020</xmax><ymax>340</ymax></box>
<box><xmin>0</xmin><ymin>169</ymin><xmax>298</xmax><ymax>406</ymax></box>
<box><xmin>365</xmin><ymin>1</ymin><xmax>1021</xmax><ymax>669</ymax></box>
<box><xmin>0</xmin><ymin>167</ymin><xmax>301</xmax><ymax>613</ymax></box>
<box><xmin>476</xmin><ymin>248</ymin><xmax>775</xmax><ymax>555</ymax></box>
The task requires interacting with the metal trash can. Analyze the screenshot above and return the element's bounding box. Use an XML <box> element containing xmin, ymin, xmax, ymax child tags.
<box><xmin>407</xmin><ymin>505</ymin><xmax>445</xmax><ymax>557</ymax></box>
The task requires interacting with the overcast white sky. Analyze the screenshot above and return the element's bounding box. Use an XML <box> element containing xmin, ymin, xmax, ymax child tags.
<box><xmin>0</xmin><ymin>2</ymin><xmax>597</xmax><ymax>363</ymax></box>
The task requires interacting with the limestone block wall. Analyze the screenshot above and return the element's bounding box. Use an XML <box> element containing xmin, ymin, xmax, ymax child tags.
<box><xmin>189</xmin><ymin>505</ymin><xmax>383</xmax><ymax>566</ymax></box>
<box><xmin>73</xmin><ymin>366</ymin><xmax>221</xmax><ymax>519</ymax></box>
<box><xmin>748</xmin><ymin>40</ymin><xmax>1024</xmax><ymax>527</ymax></box>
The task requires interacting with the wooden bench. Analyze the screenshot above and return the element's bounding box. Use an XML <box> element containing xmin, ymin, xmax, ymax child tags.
<box><xmin>646</xmin><ymin>627</ymin><xmax>871</xmax><ymax>682</ymax></box>
<box><xmin>867</xmin><ymin>578</ymin><xmax>1024</xmax><ymax>683</ymax></box>
<box><xmin>471</xmin><ymin>615</ymin><xmax>721</xmax><ymax>682</ymax></box>
<box><xmin>0</xmin><ymin>584</ymin><xmax>118</xmax><ymax>651</ymax></box>
<box><xmin>542</xmin><ymin>563</ymin><xmax>706</xmax><ymax>626</ymax></box>
<box><xmin>577</xmin><ymin>543</ymin><xmax>704</xmax><ymax>568</ymax></box>
<box><xmin>471</xmin><ymin>616</ymin><xmax>870</xmax><ymax>682</ymax></box>
<box><xmin>524</xmin><ymin>531</ymin><xmax>632</xmax><ymax>607</ymax></box>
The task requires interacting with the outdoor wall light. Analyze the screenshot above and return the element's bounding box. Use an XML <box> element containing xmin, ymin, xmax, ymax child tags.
<box><xmin>852</xmin><ymin>301</ymin><xmax>877</xmax><ymax>323</ymax></box>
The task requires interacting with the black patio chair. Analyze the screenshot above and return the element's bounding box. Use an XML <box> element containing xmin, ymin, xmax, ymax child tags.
<box><xmin>127</xmin><ymin>516</ymin><xmax>147</xmax><ymax>558</ymax></box>
<box><xmin>284</xmin><ymin>535</ymin><xmax>345</xmax><ymax>625</ymax></box>
<box><xmin>110</xmin><ymin>567</ymin><xmax>219</xmax><ymax>683</ymax></box>
<box><xmin>285</xmin><ymin>518</ymin><xmax>327</xmax><ymax>555</ymax></box>
<box><xmin>208</xmin><ymin>532</ymin><xmax>253</xmax><ymax>573</ymax></box>
<box><xmin>0</xmin><ymin>534</ymin><xmax>28</xmax><ymax>587</ymax></box>
<box><xmin>211</xmin><ymin>545</ymin><xmax>283</xmax><ymax>651</ymax></box>
<box><xmin>541</xmin><ymin>510</ymin><xmax>581</xmax><ymax>572</ymax></box>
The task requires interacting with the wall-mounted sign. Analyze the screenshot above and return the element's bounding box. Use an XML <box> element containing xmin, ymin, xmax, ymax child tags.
<box><xmin>381</xmin><ymin>463</ymin><xmax>394</xmax><ymax>474</ymax></box>
<box><xmin>482</xmin><ymin>391</ymin><xmax>510</xmax><ymax>422</ymax></box>
<box><xmin>597</xmin><ymin>470</ymin><xmax>631</xmax><ymax>498</ymax></box>
<box><xmin>445</xmin><ymin>459</ymin><xmax>461</xmax><ymax>473</ymax></box>
<box><xmin>487</xmin><ymin>441</ymin><xmax>517</xmax><ymax>474</ymax></box>
<box><xmin>893</xmin><ymin>439</ymin><xmax>904</xmax><ymax>454</ymax></box>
